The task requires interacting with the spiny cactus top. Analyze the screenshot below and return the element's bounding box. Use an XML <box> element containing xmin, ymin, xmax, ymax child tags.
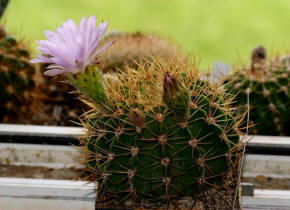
<box><xmin>97</xmin><ymin>32</ymin><xmax>183</xmax><ymax>72</ymax></box>
<box><xmin>31</xmin><ymin>16</ymin><xmax>113</xmax><ymax>76</ymax></box>
<box><xmin>225</xmin><ymin>46</ymin><xmax>290</xmax><ymax>136</ymax></box>
<box><xmin>0</xmin><ymin>26</ymin><xmax>39</xmax><ymax>123</ymax></box>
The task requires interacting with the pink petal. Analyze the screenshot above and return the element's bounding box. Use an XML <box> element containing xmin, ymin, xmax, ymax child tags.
<box><xmin>98</xmin><ymin>22</ymin><xmax>108</xmax><ymax>38</ymax></box>
<box><xmin>30</xmin><ymin>54</ymin><xmax>53</xmax><ymax>63</ymax></box>
<box><xmin>44</xmin><ymin>69</ymin><xmax>66</xmax><ymax>77</ymax></box>
<box><xmin>79</xmin><ymin>16</ymin><xmax>88</xmax><ymax>33</ymax></box>
<box><xmin>94</xmin><ymin>41</ymin><xmax>114</xmax><ymax>57</ymax></box>
<box><xmin>52</xmin><ymin>56</ymin><xmax>74</xmax><ymax>69</ymax></box>
<box><xmin>30</xmin><ymin>58</ymin><xmax>43</xmax><ymax>63</ymax></box>
<box><xmin>44</xmin><ymin>30</ymin><xmax>56</xmax><ymax>40</ymax></box>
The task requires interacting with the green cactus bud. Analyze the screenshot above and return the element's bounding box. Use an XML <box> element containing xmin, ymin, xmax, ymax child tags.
<box><xmin>163</xmin><ymin>72</ymin><xmax>190</xmax><ymax>123</ymax></box>
<box><xmin>251</xmin><ymin>45</ymin><xmax>266</xmax><ymax>62</ymax></box>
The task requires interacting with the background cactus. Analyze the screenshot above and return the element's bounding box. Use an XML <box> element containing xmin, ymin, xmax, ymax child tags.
<box><xmin>225</xmin><ymin>46</ymin><xmax>290</xmax><ymax>136</ymax></box>
<box><xmin>77</xmin><ymin>58</ymin><xmax>243</xmax><ymax>208</ymax></box>
<box><xmin>0</xmin><ymin>0</ymin><xmax>42</xmax><ymax>124</ymax></box>
<box><xmin>0</xmin><ymin>26</ymin><xmax>42</xmax><ymax>123</ymax></box>
<box><xmin>98</xmin><ymin>32</ymin><xmax>183</xmax><ymax>72</ymax></box>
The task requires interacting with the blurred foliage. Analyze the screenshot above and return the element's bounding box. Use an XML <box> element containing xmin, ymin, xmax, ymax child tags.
<box><xmin>3</xmin><ymin>0</ymin><xmax>290</xmax><ymax>69</ymax></box>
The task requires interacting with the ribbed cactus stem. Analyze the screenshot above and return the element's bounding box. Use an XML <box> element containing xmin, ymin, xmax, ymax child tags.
<box><xmin>163</xmin><ymin>72</ymin><xmax>190</xmax><ymax>123</ymax></box>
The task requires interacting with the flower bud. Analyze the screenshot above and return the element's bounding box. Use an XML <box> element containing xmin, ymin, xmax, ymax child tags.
<box><xmin>163</xmin><ymin>72</ymin><xmax>190</xmax><ymax>122</ymax></box>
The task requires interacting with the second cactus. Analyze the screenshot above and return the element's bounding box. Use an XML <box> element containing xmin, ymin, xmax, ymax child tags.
<box><xmin>225</xmin><ymin>46</ymin><xmax>290</xmax><ymax>136</ymax></box>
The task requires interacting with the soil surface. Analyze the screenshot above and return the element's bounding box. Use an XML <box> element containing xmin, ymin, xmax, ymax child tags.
<box><xmin>0</xmin><ymin>164</ymin><xmax>85</xmax><ymax>180</ymax></box>
<box><xmin>242</xmin><ymin>175</ymin><xmax>290</xmax><ymax>190</ymax></box>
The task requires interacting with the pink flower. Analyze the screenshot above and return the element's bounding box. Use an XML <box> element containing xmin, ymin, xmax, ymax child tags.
<box><xmin>31</xmin><ymin>16</ymin><xmax>112</xmax><ymax>76</ymax></box>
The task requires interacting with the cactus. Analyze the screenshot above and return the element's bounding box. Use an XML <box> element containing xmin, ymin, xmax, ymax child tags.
<box><xmin>30</xmin><ymin>16</ymin><xmax>243</xmax><ymax>208</ymax></box>
<box><xmin>76</xmin><ymin>58</ymin><xmax>243</xmax><ymax>208</ymax></box>
<box><xmin>225</xmin><ymin>46</ymin><xmax>290</xmax><ymax>136</ymax></box>
<box><xmin>98</xmin><ymin>32</ymin><xmax>183</xmax><ymax>72</ymax></box>
<box><xmin>0</xmin><ymin>26</ymin><xmax>41</xmax><ymax>123</ymax></box>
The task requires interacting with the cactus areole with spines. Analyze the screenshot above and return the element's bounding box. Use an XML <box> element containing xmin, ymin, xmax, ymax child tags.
<box><xmin>225</xmin><ymin>46</ymin><xmax>290</xmax><ymax>136</ymax></box>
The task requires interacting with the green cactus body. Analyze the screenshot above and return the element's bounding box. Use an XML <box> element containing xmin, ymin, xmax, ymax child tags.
<box><xmin>225</xmin><ymin>47</ymin><xmax>290</xmax><ymax>136</ymax></box>
<box><xmin>78</xmin><ymin>59</ymin><xmax>242</xmax><ymax>207</ymax></box>
<box><xmin>0</xmin><ymin>27</ymin><xmax>38</xmax><ymax>123</ymax></box>
<box><xmin>98</xmin><ymin>32</ymin><xmax>183</xmax><ymax>73</ymax></box>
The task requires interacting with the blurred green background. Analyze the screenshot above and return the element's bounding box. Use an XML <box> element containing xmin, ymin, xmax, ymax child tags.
<box><xmin>2</xmin><ymin>0</ymin><xmax>290</xmax><ymax>69</ymax></box>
